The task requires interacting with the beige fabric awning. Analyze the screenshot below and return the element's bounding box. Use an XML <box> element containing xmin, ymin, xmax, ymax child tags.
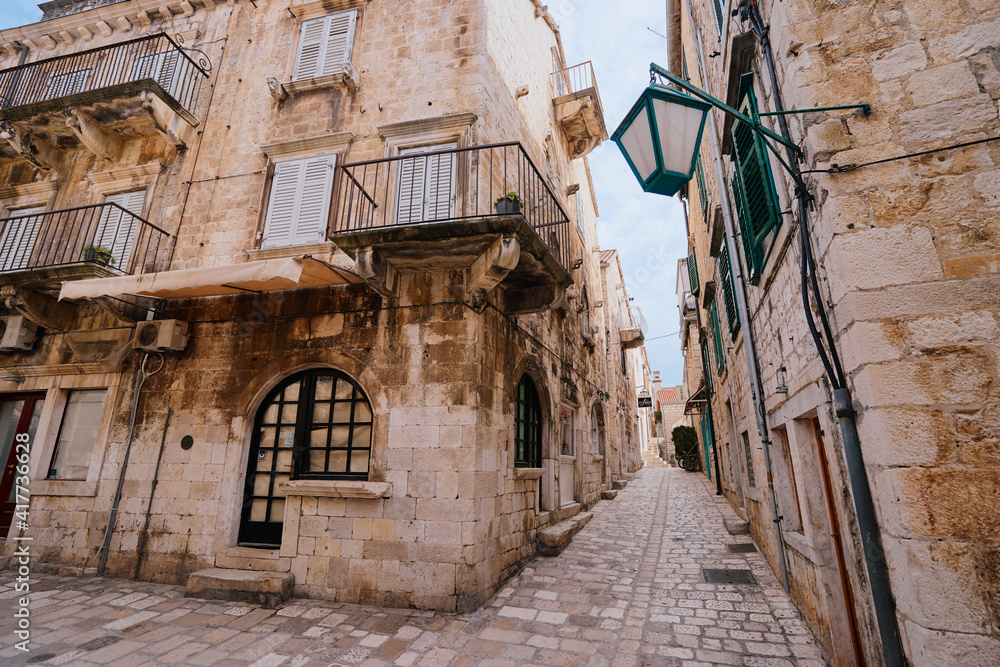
<box><xmin>59</xmin><ymin>256</ymin><xmax>360</xmax><ymax>301</ymax></box>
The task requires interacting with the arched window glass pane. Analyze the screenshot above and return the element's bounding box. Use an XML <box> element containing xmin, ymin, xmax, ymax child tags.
<box><xmin>514</xmin><ymin>375</ymin><xmax>542</xmax><ymax>468</ymax></box>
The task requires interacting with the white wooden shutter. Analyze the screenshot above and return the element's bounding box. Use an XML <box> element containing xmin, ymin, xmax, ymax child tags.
<box><xmin>294</xmin><ymin>10</ymin><xmax>358</xmax><ymax>81</ymax></box>
<box><xmin>134</xmin><ymin>52</ymin><xmax>180</xmax><ymax>95</ymax></box>
<box><xmin>95</xmin><ymin>190</ymin><xmax>145</xmax><ymax>269</ymax></box>
<box><xmin>321</xmin><ymin>10</ymin><xmax>358</xmax><ymax>76</ymax></box>
<box><xmin>0</xmin><ymin>205</ymin><xmax>45</xmax><ymax>271</ymax></box>
<box><xmin>395</xmin><ymin>144</ymin><xmax>456</xmax><ymax>225</ymax></box>
<box><xmin>262</xmin><ymin>155</ymin><xmax>336</xmax><ymax>249</ymax></box>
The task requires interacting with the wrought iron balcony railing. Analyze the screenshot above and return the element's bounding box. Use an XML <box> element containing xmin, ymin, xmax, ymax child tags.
<box><xmin>0</xmin><ymin>33</ymin><xmax>207</xmax><ymax>115</ymax></box>
<box><xmin>551</xmin><ymin>60</ymin><xmax>599</xmax><ymax>99</ymax></box>
<box><xmin>0</xmin><ymin>203</ymin><xmax>170</xmax><ymax>276</ymax></box>
<box><xmin>333</xmin><ymin>142</ymin><xmax>572</xmax><ymax>272</ymax></box>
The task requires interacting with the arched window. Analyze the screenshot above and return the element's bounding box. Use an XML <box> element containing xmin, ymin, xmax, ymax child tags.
<box><xmin>240</xmin><ymin>369</ymin><xmax>373</xmax><ymax>547</ymax></box>
<box><xmin>514</xmin><ymin>374</ymin><xmax>542</xmax><ymax>468</ymax></box>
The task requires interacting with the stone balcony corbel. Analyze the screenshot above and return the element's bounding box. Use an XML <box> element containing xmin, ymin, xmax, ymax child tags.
<box><xmin>0</xmin><ymin>120</ymin><xmax>58</xmax><ymax>170</ymax></box>
<box><xmin>140</xmin><ymin>92</ymin><xmax>188</xmax><ymax>149</ymax></box>
<box><xmin>466</xmin><ymin>235</ymin><xmax>520</xmax><ymax>310</ymax></box>
<box><xmin>1</xmin><ymin>286</ymin><xmax>77</xmax><ymax>331</ymax></box>
<box><xmin>356</xmin><ymin>246</ymin><xmax>399</xmax><ymax>299</ymax></box>
<box><xmin>64</xmin><ymin>108</ymin><xmax>123</xmax><ymax>161</ymax></box>
<box><xmin>274</xmin><ymin>63</ymin><xmax>360</xmax><ymax>100</ymax></box>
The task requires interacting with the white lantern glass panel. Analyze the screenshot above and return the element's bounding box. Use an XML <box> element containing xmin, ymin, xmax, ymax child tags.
<box><xmin>652</xmin><ymin>97</ymin><xmax>705</xmax><ymax>175</ymax></box>
<box><xmin>619</xmin><ymin>108</ymin><xmax>657</xmax><ymax>181</ymax></box>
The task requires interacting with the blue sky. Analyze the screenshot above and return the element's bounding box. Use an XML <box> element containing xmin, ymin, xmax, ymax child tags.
<box><xmin>0</xmin><ymin>0</ymin><xmax>687</xmax><ymax>385</ymax></box>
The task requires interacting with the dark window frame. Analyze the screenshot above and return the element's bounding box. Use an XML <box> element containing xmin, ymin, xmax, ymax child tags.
<box><xmin>514</xmin><ymin>375</ymin><xmax>543</xmax><ymax>468</ymax></box>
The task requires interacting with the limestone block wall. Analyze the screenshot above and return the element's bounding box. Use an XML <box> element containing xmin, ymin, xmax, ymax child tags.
<box><xmin>682</xmin><ymin>0</ymin><xmax>1000</xmax><ymax>663</ymax></box>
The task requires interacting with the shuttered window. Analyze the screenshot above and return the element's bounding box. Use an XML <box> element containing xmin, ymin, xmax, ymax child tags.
<box><xmin>695</xmin><ymin>157</ymin><xmax>709</xmax><ymax>226</ymax></box>
<box><xmin>687</xmin><ymin>249</ymin><xmax>700</xmax><ymax>297</ymax></box>
<box><xmin>95</xmin><ymin>190</ymin><xmax>146</xmax><ymax>270</ymax></box>
<box><xmin>293</xmin><ymin>10</ymin><xmax>359</xmax><ymax>81</ymax></box>
<box><xmin>262</xmin><ymin>154</ymin><xmax>337</xmax><ymax>249</ymax></box>
<box><xmin>709</xmin><ymin>301</ymin><xmax>725</xmax><ymax>374</ymax></box>
<box><xmin>730</xmin><ymin>73</ymin><xmax>781</xmax><ymax>284</ymax></box>
<box><xmin>395</xmin><ymin>143</ymin><xmax>457</xmax><ymax>226</ymax></box>
<box><xmin>719</xmin><ymin>245</ymin><xmax>740</xmax><ymax>338</ymax></box>
<box><xmin>700</xmin><ymin>338</ymin><xmax>713</xmax><ymax>396</ymax></box>
<box><xmin>575</xmin><ymin>190</ymin><xmax>585</xmax><ymax>236</ymax></box>
<box><xmin>712</xmin><ymin>0</ymin><xmax>725</xmax><ymax>37</ymax></box>
<box><xmin>0</xmin><ymin>205</ymin><xmax>46</xmax><ymax>272</ymax></box>
<box><xmin>134</xmin><ymin>50</ymin><xmax>181</xmax><ymax>96</ymax></box>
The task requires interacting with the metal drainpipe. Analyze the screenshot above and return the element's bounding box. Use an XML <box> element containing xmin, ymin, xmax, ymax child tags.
<box><xmin>681</xmin><ymin>9</ymin><xmax>791</xmax><ymax>593</ymax></box>
<box><xmin>748</xmin><ymin>7</ymin><xmax>906</xmax><ymax>664</ymax></box>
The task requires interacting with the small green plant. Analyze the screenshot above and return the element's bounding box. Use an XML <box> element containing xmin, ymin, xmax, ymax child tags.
<box><xmin>494</xmin><ymin>191</ymin><xmax>523</xmax><ymax>207</ymax></box>
<box><xmin>654</xmin><ymin>410</ymin><xmax>662</xmax><ymax>423</ymax></box>
<box><xmin>672</xmin><ymin>425</ymin><xmax>698</xmax><ymax>461</ymax></box>
<box><xmin>82</xmin><ymin>244</ymin><xmax>115</xmax><ymax>266</ymax></box>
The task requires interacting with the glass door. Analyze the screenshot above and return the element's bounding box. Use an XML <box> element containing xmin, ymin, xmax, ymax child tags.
<box><xmin>0</xmin><ymin>393</ymin><xmax>45</xmax><ymax>538</ymax></box>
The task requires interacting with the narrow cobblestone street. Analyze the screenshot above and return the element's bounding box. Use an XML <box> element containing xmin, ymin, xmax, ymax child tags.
<box><xmin>0</xmin><ymin>468</ymin><xmax>828</xmax><ymax>666</ymax></box>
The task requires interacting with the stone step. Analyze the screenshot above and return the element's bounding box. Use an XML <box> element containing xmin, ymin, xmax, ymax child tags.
<box><xmin>538</xmin><ymin>511</ymin><xmax>593</xmax><ymax>557</ymax></box>
<box><xmin>185</xmin><ymin>568</ymin><xmax>294</xmax><ymax>607</ymax></box>
<box><xmin>723</xmin><ymin>515</ymin><xmax>750</xmax><ymax>536</ymax></box>
<box><xmin>612</xmin><ymin>479</ymin><xmax>628</xmax><ymax>490</ymax></box>
<box><xmin>601</xmin><ymin>489</ymin><xmax>618</xmax><ymax>500</ymax></box>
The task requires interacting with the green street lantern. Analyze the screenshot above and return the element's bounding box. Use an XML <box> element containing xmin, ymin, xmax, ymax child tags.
<box><xmin>612</xmin><ymin>83</ymin><xmax>713</xmax><ymax>197</ymax></box>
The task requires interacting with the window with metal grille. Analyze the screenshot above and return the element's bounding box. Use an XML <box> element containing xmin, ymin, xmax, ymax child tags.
<box><xmin>515</xmin><ymin>375</ymin><xmax>542</xmax><ymax>468</ymax></box>
<box><xmin>700</xmin><ymin>338</ymin><xmax>713</xmax><ymax>396</ymax></box>
<box><xmin>688</xmin><ymin>248</ymin><xmax>700</xmax><ymax>296</ymax></box>
<box><xmin>709</xmin><ymin>301</ymin><xmax>725</xmax><ymax>374</ymax></box>
<box><xmin>730</xmin><ymin>73</ymin><xmax>781</xmax><ymax>283</ymax></box>
<box><xmin>695</xmin><ymin>157</ymin><xmax>709</xmax><ymax>226</ymax></box>
<box><xmin>719</xmin><ymin>245</ymin><xmax>740</xmax><ymax>338</ymax></box>
<box><xmin>742</xmin><ymin>431</ymin><xmax>756</xmax><ymax>487</ymax></box>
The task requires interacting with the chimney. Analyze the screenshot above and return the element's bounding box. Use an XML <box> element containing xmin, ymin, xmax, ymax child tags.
<box><xmin>652</xmin><ymin>371</ymin><xmax>662</xmax><ymax>395</ymax></box>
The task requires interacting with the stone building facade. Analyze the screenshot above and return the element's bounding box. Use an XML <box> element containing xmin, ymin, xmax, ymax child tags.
<box><xmin>673</xmin><ymin>0</ymin><xmax>1000</xmax><ymax>664</ymax></box>
<box><xmin>0</xmin><ymin>0</ymin><xmax>642</xmax><ymax>612</ymax></box>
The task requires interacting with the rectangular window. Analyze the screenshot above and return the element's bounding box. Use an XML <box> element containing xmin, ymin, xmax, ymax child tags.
<box><xmin>709</xmin><ymin>301</ymin><xmax>725</xmax><ymax>374</ymax></box>
<box><xmin>772</xmin><ymin>426</ymin><xmax>803</xmax><ymax>532</ymax></box>
<box><xmin>95</xmin><ymin>189</ymin><xmax>146</xmax><ymax>269</ymax></box>
<box><xmin>687</xmin><ymin>248</ymin><xmax>700</xmax><ymax>296</ymax></box>
<box><xmin>395</xmin><ymin>143</ymin><xmax>457</xmax><ymax>225</ymax></box>
<box><xmin>293</xmin><ymin>10</ymin><xmax>359</xmax><ymax>81</ymax></box>
<box><xmin>0</xmin><ymin>205</ymin><xmax>45</xmax><ymax>272</ymax></box>
<box><xmin>742</xmin><ymin>431</ymin><xmax>756</xmax><ymax>487</ymax></box>
<box><xmin>730</xmin><ymin>73</ymin><xmax>782</xmax><ymax>283</ymax></box>
<box><xmin>719</xmin><ymin>245</ymin><xmax>740</xmax><ymax>338</ymax></box>
<box><xmin>700</xmin><ymin>338</ymin><xmax>713</xmax><ymax>395</ymax></box>
<box><xmin>48</xmin><ymin>389</ymin><xmax>107</xmax><ymax>480</ymax></box>
<box><xmin>262</xmin><ymin>154</ymin><xmax>336</xmax><ymax>248</ymax></box>
<box><xmin>695</xmin><ymin>157</ymin><xmax>709</xmax><ymax>226</ymax></box>
<box><xmin>575</xmin><ymin>190</ymin><xmax>585</xmax><ymax>237</ymax></box>
<box><xmin>621</xmin><ymin>348</ymin><xmax>627</xmax><ymax>377</ymax></box>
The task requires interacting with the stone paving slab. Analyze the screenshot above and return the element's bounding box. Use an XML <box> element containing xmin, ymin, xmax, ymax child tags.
<box><xmin>0</xmin><ymin>468</ymin><xmax>828</xmax><ymax>666</ymax></box>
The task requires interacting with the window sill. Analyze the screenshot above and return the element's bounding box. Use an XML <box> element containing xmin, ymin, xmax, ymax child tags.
<box><xmin>269</xmin><ymin>65</ymin><xmax>359</xmax><ymax>101</ymax></box>
<box><xmin>277</xmin><ymin>480</ymin><xmax>391</xmax><ymax>498</ymax></box>
<box><xmin>246</xmin><ymin>241</ymin><xmax>336</xmax><ymax>261</ymax></box>
<box><xmin>592</xmin><ymin>455</ymin><xmax>603</xmax><ymax>462</ymax></box>
<box><xmin>513</xmin><ymin>467</ymin><xmax>544</xmax><ymax>480</ymax></box>
<box><xmin>31</xmin><ymin>479</ymin><xmax>97</xmax><ymax>497</ymax></box>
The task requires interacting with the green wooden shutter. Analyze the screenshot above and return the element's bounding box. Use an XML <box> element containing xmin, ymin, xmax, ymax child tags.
<box><xmin>700</xmin><ymin>338</ymin><xmax>713</xmax><ymax>396</ymax></box>
<box><xmin>719</xmin><ymin>245</ymin><xmax>740</xmax><ymax>338</ymax></box>
<box><xmin>710</xmin><ymin>302</ymin><xmax>725</xmax><ymax>374</ymax></box>
<box><xmin>695</xmin><ymin>157</ymin><xmax>709</xmax><ymax>226</ymax></box>
<box><xmin>688</xmin><ymin>249</ymin><xmax>700</xmax><ymax>296</ymax></box>
<box><xmin>712</xmin><ymin>0</ymin><xmax>724</xmax><ymax>37</ymax></box>
<box><xmin>730</xmin><ymin>74</ymin><xmax>781</xmax><ymax>282</ymax></box>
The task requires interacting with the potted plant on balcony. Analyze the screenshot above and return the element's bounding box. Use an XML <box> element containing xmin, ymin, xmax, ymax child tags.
<box><xmin>494</xmin><ymin>192</ymin><xmax>523</xmax><ymax>215</ymax></box>
<box><xmin>82</xmin><ymin>244</ymin><xmax>115</xmax><ymax>267</ymax></box>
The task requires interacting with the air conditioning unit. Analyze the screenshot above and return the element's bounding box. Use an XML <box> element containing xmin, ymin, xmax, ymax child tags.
<box><xmin>0</xmin><ymin>315</ymin><xmax>38</xmax><ymax>352</ymax></box>
<box><xmin>134</xmin><ymin>319</ymin><xmax>188</xmax><ymax>352</ymax></box>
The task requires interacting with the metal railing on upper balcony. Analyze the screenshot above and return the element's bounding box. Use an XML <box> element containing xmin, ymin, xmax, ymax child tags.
<box><xmin>0</xmin><ymin>203</ymin><xmax>170</xmax><ymax>276</ymax></box>
<box><xmin>0</xmin><ymin>33</ymin><xmax>208</xmax><ymax>115</ymax></box>
<box><xmin>334</xmin><ymin>142</ymin><xmax>572</xmax><ymax>272</ymax></box>
<box><xmin>551</xmin><ymin>61</ymin><xmax>598</xmax><ymax>99</ymax></box>
<box><xmin>623</xmin><ymin>302</ymin><xmax>649</xmax><ymax>335</ymax></box>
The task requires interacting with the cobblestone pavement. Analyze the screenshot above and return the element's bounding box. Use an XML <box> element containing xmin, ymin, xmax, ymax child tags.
<box><xmin>0</xmin><ymin>468</ymin><xmax>828</xmax><ymax>666</ymax></box>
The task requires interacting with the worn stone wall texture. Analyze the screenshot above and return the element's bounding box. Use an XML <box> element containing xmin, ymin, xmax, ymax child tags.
<box><xmin>682</xmin><ymin>0</ymin><xmax>999</xmax><ymax>665</ymax></box>
<box><xmin>0</xmin><ymin>0</ymin><xmax>640</xmax><ymax>613</ymax></box>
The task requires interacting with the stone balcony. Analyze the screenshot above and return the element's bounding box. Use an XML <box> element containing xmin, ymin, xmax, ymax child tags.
<box><xmin>550</xmin><ymin>61</ymin><xmax>609</xmax><ymax>159</ymax></box>
<box><xmin>0</xmin><ymin>32</ymin><xmax>208</xmax><ymax>168</ymax></box>
<box><xmin>330</xmin><ymin>142</ymin><xmax>574</xmax><ymax>314</ymax></box>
